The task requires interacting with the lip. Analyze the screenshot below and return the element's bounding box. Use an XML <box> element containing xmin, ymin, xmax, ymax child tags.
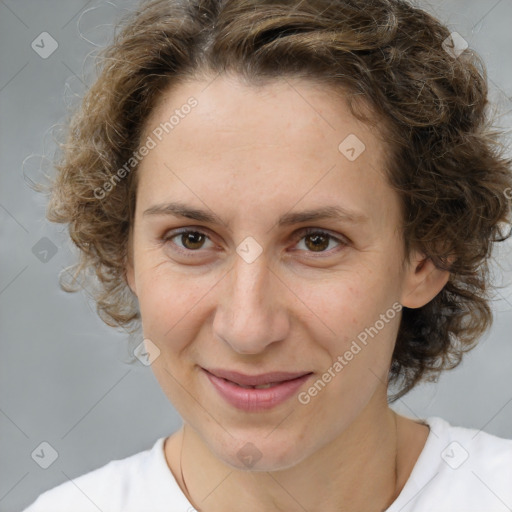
<box><xmin>202</xmin><ymin>368</ymin><xmax>313</xmax><ymax>411</ymax></box>
<box><xmin>204</xmin><ymin>368</ymin><xmax>312</xmax><ymax>386</ymax></box>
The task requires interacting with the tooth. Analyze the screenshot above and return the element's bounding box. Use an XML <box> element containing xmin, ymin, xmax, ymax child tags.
<box><xmin>233</xmin><ymin>382</ymin><xmax>277</xmax><ymax>389</ymax></box>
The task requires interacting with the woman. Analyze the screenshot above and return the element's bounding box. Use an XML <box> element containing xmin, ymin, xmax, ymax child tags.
<box><xmin>24</xmin><ymin>0</ymin><xmax>512</xmax><ymax>510</ymax></box>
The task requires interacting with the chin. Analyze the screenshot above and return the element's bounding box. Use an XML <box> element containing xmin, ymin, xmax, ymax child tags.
<box><xmin>210</xmin><ymin>430</ymin><xmax>311</xmax><ymax>473</ymax></box>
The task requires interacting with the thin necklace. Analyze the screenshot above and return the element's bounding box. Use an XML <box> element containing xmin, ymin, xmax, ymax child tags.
<box><xmin>179</xmin><ymin>414</ymin><xmax>400</xmax><ymax>511</ymax></box>
<box><xmin>389</xmin><ymin>410</ymin><xmax>400</xmax><ymax>509</ymax></box>
<box><xmin>179</xmin><ymin>426</ymin><xmax>193</xmax><ymax>506</ymax></box>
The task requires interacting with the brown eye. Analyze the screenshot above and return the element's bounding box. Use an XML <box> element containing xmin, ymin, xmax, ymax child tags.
<box><xmin>163</xmin><ymin>229</ymin><xmax>213</xmax><ymax>254</ymax></box>
<box><xmin>295</xmin><ymin>228</ymin><xmax>346</xmax><ymax>254</ymax></box>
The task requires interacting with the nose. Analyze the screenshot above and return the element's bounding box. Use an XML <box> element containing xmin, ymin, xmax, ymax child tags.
<box><xmin>212</xmin><ymin>252</ymin><xmax>290</xmax><ymax>354</ymax></box>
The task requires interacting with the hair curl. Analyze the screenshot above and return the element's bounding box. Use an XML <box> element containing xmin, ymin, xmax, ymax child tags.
<box><xmin>47</xmin><ymin>0</ymin><xmax>512</xmax><ymax>400</ymax></box>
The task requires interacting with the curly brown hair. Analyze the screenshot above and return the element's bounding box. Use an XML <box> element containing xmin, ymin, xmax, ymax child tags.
<box><xmin>46</xmin><ymin>0</ymin><xmax>512</xmax><ymax>400</ymax></box>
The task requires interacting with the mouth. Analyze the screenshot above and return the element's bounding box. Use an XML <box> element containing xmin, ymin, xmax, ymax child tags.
<box><xmin>201</xmin><ymin>367</ymin><xmax>314</xmax><ymax>411</ymax></box>
<box><xmin>210</xmin><ymin>378</ymin><xmax>296</xmax><ymax>390</ymax></box>
<box><xmin>202</xmin><ymin>368</ymin><xmax>313</xmax><ymax>387</ymax></box>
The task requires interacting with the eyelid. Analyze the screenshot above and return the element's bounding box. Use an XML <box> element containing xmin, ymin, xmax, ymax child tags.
<box><xmin>292</xmin><ymin>227</ymin><xmax>348</xmax><ymax>244</ymax></box>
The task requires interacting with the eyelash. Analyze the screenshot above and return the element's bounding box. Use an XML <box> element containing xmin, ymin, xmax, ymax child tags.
<box><xmin>161</xmin><ymin>227</ymin><xmax>348</xmax><ymax>257</ymax></box>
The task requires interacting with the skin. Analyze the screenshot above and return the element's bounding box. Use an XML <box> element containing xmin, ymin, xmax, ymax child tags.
<box><xmin>125</xmin><ymin>74</ymin><xmax>450</xmax><ymax>511</ymax></box>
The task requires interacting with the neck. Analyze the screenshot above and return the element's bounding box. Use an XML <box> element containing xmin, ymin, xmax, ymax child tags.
<box><xmin>170</xmin><ymin>400</ymin><xmax>414</xmax><ymax>512</ymax></box>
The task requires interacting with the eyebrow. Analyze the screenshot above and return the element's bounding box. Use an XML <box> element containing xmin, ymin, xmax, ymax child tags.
<box><xmin>142</xmin><ymin>201</ymin><xmax>369</xmax><ymax>227</ymax></box>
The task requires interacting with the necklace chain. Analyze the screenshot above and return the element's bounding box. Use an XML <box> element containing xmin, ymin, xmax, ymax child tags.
<box><xmin>179</xmin><ymin>426</ymin><xmax>192</xmax><ymax>504</ymax></box>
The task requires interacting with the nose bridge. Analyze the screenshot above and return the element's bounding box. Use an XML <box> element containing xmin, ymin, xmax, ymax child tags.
<box><xmin>213</xmin><ymin>252</ymin><xmax>288</xmax><ymax>353</ymax></box>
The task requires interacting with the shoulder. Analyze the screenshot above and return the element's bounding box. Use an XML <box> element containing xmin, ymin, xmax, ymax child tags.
<box><xmin>389</xmin><ymin>416</ymin><xmax>512</xmax><ymax>512</ymax></box>
<box><xmin>22</xmin><ymin>436</ymin><xmax>192</xmax><ymax>512</ymax></box>
<box><xmin>427</xmin><ymin>416</ymin><xmax>512</xmax><ymax>477</ymax></box>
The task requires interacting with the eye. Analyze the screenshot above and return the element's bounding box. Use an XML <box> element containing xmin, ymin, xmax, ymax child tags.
<box><xmin>293</xmin><ymin>228</ymin><xmax>347</xmax><ymax>254</ymax></box>
<box><xmin>162</xmin><ymin>229</ymin><xmax>214</xmax><ymax>254</ymax></box>
<box><xmin>161</xmin><ymin>227</ymin><xmax>347</xmax><ymax>257</ymax></box>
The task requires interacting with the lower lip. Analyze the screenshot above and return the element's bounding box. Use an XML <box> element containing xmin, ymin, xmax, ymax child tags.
<box><xmin>203</xmin><ymin>370</ymin><xmax>313</xmax><ymax>411</ymax></box>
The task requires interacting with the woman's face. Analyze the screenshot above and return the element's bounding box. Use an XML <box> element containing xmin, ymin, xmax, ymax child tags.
<box><xmin>126</xmin><ymin>75</ymin><xmax>442</xmax><ymax>471</ymax></box>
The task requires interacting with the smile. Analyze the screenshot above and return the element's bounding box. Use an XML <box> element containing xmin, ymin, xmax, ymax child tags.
<box><xmin>202</xmin><ymin>368</ymin><xmax>313</xmax><ymax>411</ymax></box>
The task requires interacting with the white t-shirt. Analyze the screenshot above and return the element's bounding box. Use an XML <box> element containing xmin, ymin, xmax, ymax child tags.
<box><xmin>22</xmin><ymin>416</ymin><xmax>512</xmax><ymax>512</ymax></box>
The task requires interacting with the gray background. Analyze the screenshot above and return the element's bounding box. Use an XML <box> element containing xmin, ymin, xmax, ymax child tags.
<box><xmin>1</xmin><ymin>0</ymin><xmax>511</xmax><ymax>511</ymax></box>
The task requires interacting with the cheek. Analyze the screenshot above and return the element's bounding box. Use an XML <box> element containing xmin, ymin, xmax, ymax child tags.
<box><xmin>136</xmin><ymin>267</ymin><xmax>208</xmax><ymax>345</ymax></box>
<box><xmin>301</xmin><ymin>272</ymin><xmax>389</xmax><ymax>333</ymax></box>
<box><xmin>301</xmin><ymin>273</ymin><xmax>399</xmax><ymax>371</ymax></box>
<box><xmin>298</xmin><ymin>280</ymin><xmax>398</xmax><ymax>422</ymax></box>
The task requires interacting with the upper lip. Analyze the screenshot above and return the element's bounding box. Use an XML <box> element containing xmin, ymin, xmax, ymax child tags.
<box><xmin>203</xmin><ymin>368</ymin><xmax>313</xmax><ymax>386</ymax></box>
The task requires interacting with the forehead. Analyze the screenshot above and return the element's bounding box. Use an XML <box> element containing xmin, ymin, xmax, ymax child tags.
<box><xmin>136</xmin><ymin>75</ymin><xmax>399</xmax><ymax>231</ymax></box>
<box><xmin>143</xmin><ymin>75</ymin><xmax>385</xmax><ymax>157</ymax></box>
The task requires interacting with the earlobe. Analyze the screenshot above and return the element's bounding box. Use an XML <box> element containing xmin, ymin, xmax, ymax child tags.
<box><xmin>400</xmin><ymin>252</ymin><xmax>450</xmax><ymax>309</ymax></box>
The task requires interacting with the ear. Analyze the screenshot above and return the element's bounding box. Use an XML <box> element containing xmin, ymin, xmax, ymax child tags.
<box><xmin>400</xmin><ymin>251</ymin><xmax>450</xmax><ymax>309</ymax></box>
<box><xmin>125</xmin><ymin>228</ymin><xmax>137</xmax><ymax>296</ymax></box>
